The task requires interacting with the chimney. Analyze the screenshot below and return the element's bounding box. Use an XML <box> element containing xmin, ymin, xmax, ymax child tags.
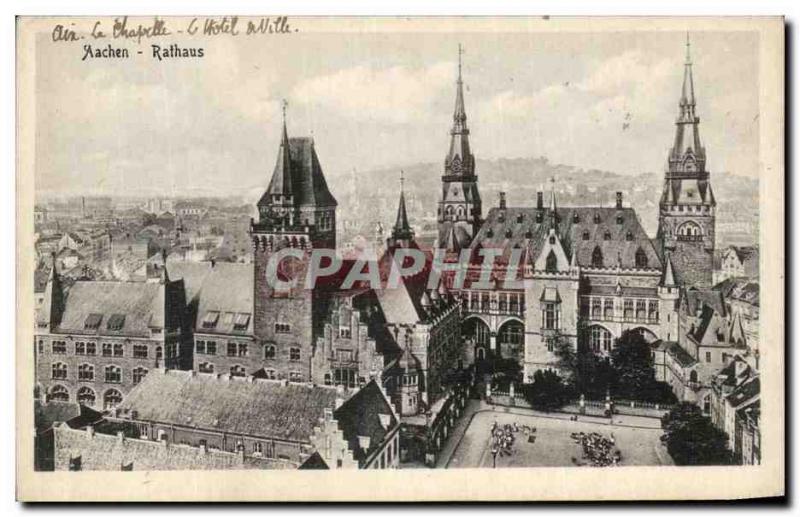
<box><xmin>499</xmin><ymin>192</ymin><xmax>506</xmax><ymax>209</ymax></box>
<box><xmin>616</xmin><ymin>192</ymin><xmax>623</xmax><ymax>209</ymax></box>
<box><xmin>536</xmin><ymin>192</ymin><xmax>543</xmax><ymax>209</ymax></box>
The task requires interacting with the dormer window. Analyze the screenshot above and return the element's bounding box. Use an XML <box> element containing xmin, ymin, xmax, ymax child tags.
<box><xmin>516</xmin><ymin>214</ymin><xmax>524</xmax><ymax>223</ymax></box>
<box><xmin>536</xmin><ymin>211</ymin><xmax>543</xmax><ymax>223</ymax></box>
<box><xmin>603</xmin><ymin>231</ymin><xmax>611</xmax><ymax>241</ymax></box>
<box><xmin>573</xmin><ymin>213</ymin><xmax>580</xmax><ymax>223</ymax></box>
<box><xmin>201</xmin><ymin>311</ymin><xmax>220</xmax><ymax>330</ymax></box>
<box><xmin>549</xmin><ymin>235</ymin><xmax>556</xmax><ymax>245</ymax></box>
<box><xmin>505</xmin><ymin>229</ymin><xmax>513</xmax><ymax>238</ymax></box>
<box><xmin>524</xmin><ymin>230</ymin><xmax>533</xmax><ymax>239</ymax></box>
<box><xmin>107</xmin><ymin>314</ymin><xmax>126</xmax><ymax>331</ymax></box>
<box><xmin>616</xmin><ymin>214</ymin><xmax>623</xmax><ymax>225</ymax></box>
<box><xmin>635</xmin><ymin>247</ymin><xmax>648</xmax><ymax>268</ymax></box>
<box><xmin>582</xmin><ymin>230</ymin><xmax>590</xmax><ymax>241</ymax></box>
<box><xmin>486</xmin><ymin>229</ymin><xmax>494</xmax><ymax>238</ymax></box>
<box><xmin>545</xmin><ymin>250</ymin><xmax>558</xmax><ymax>273</ymax></box>
<box><xmin>626</xmin><ymin>231</ymin><xmax>634</xmax><ymax>241</ymax></box>
<box><xmin>593</xmin><ymin>213</ymin><xmax>601</xmax><ymax>224</ymax></box>
<box><xmin>591</xmin><ymin>246</ymin><xmax>603</xmax><ymax>267</ymax></box>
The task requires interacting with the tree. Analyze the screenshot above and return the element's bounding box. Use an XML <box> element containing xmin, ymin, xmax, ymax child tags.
<box><xmin>611</xmin><ymin>330</ymin><xmax>656</xmax><ymax>397</ymax></box>
<box><xmin>521</xmin><ymin>370</ymin><xmax>573</xmax><ymax>412</ymax></box>
<box><xmin>661</xmin><ymin>403</ymin><xmax>733</xmax><ymax>465</ymax></box>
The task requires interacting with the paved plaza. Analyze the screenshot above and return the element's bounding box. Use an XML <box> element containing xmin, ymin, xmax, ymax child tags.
<box><xmin>447</xmin><ymin>407</ymin><xmax>671</xmax><ymax>468</ymax></box>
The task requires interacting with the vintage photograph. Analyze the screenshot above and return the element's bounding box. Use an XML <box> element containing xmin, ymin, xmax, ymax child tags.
<box><xmin>16</xmin><ymin>16</ymin><xmax>784</xmax><ymax>501</ymax></box>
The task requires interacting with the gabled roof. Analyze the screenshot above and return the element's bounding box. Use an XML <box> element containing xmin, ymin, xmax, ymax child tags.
<box><xmin>333</xmin><ymin>381</ymin><xmax>398</xmax><ymax>464</ymax></box>
<box><xmin>119</xmin><ymin>370</ymin><xmax>338</xmax><ymax>443</ymax></box>
<box><xmin>726</xmin><ymin>376</ymin><xmax>760</xmax><ymax>408</ymax></box>
<box><xmin>56</xmin><ymin>281</ymin><xmax>170</xmax><ymax>337</ymax></box>
<box><xmin>471</xmin><ymin>206</ymin><xmax>661</xmax><ymax>271</ymax></box>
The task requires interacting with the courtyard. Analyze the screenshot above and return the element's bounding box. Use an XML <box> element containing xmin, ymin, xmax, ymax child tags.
<box><xmin>447</xmin><ymin>407</ymin><xmax>671</xmax><ymax>468</ymax></box>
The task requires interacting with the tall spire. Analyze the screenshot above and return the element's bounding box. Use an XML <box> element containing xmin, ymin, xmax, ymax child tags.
<box><xmin>669</xmin><ymin>32</ymin><xmax>705</xmax><ymax>173</ymax></box>
<box><xmin>391</xmin><ymin>171</ymin><xmax>414</xmax><ymax>243</ymax></box>
<box><xmin>452</xmin><ymin>43</ymin><xmax>468</xmax><ymax>134</ymax></box>
<box><xmin>680</xmin><ymin>32</ymin><xmax>696</xmax><ymax>114</ymax></box>
<box><xmin>266</xmin><ymin>98</ymin><xmax>294</xmax><ymax>197</ymax></box>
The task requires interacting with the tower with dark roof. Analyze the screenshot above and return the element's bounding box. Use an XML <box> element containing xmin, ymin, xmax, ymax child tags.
<box><xmin>437</xmin><ymin>45</ymin><xmax>482</xmax><ymax>251</ymax></box>
<box><xmin>250</xmin><ymin>102</ymin><xmax>338</xmax><ymax>381</ymax></box>
<box><xmin>657</xmin><ymin>35</ymin><xmax>716</xmax><ymax>287</ymax></box>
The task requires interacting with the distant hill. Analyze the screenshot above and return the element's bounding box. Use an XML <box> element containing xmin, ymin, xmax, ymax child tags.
<box><xmin>332</xmin><ymin>156</ymin><xmax>759</xmax><ymax>248</ymax></box>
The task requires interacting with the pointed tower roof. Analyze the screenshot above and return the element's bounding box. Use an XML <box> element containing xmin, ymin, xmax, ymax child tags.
<box><xmin>669</xmin><ymin>33</ymin><xmax>706</xmax><ymax>172</ymax></box>
<box><xmin>662</xmin><ymin>253</ymin><xmax>677</xmax><ymax>287</ymax></box>
<box><xmin>391</xmin><ymin>171</ymin><xmax>413</xmax><ymax>242</ymax></box>
<box><xmin>266</xmin><ymin>99</ymin><xmax>293</xmax><ymax>198</ymax></box>
<box><xmin>680</xmin><ymin>33</ymin><xmax>696</xmax><ymax>108</ymax></box>
<box><xmin>444</xmin><ymin>44</ymin><xmax>475</xmax><ymax>178</ymax></box>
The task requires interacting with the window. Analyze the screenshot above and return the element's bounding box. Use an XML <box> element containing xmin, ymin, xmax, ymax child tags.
<box><xmin>593</xmin><ymin>213</ymin><xmax>601</xmax><ymax>224</ymax></box>
<box><xmin>542</xmin><ymin>302</ymin><xmax>560</xmax><ymax>330</ymax></box>
<box><xmin>623</xmin><ymin>299</ymin><xmax>634</xmax><ymax>321</ymax></box>
<box><xmin>196</xmin><ymin>340</ymin><xmax>206</xmax><ymax>354</ymax></box>
<box><xmin>603</xmin><ymin>299</ymin><xmax>614</xmax><ymax>319</ymax></box>
<box><xmin>84</xmin><ymin>313</ymin><xmax>103</xmax><ymax>330</ymax></box>
<box><xmin>86</xmin><ymin>342</ymin><xmax>96</xmax><ymax>355</ymax></box>
<box><xmin>205</xmin><ymin>341</ymin><xmax>217</xmax><ymax>355</ymax></box>
<box><xmin>52</xmin><ymin>362</ymin><xmax>68</xmax><ymax>380</ymax></box>
<box><xmin>324</xmin><ymin>373</ymin><xmax>332</xmax><ymax>385</ymax></box>
<box><xmin>603</xmin><ymin>231</ymin><xmax>611</xmax><ymax>241</ymax></box>
<box><xmin>545</xmin><ymin>250</ymin><xmax>558</xmax><ymax>273</ymax></box>
<box><xmin>75</xmin><ymin>342</ymin><xmax>86</xmax><ymax>355</ymax></box>
<box><xmin>253</xmin><ymin>442</ymin><xmax>263</xmax><ymax>456</ymax></box>
<box><xmin>626</xmin><ymin>231</ymin><xmax>634</xmax><ymax>241</ymax></box>
<box><xmin>52</xmin><ymin>341</ymin><xmax>67</xmax><ymax>355</ymax></box>
<box><xmin>498</xmin><ymin>321</ymin><xmax>524</xmax><ymax>345</ymax></box>
<box><xmin>582</xmin><ymin>230</ymin><xmax>590</xmax><ymax>240</ymax></box>
<box><xmin>105</xmin><ymin>365</ymin><xmax>122</xmax><ymax>383</ymax></box>
<box><xmin>230</xmin><ymin>365</ymin><xmax>246</xmax><ymax>377</ymax></box>
<box><xmin>339</xmin><ymin>327</ymin><xmax>352</xmax><ymax>339</ymax></box>
<box><xmin>113</xmin><ymin>343</ymin><xmax>124</xmax><ymax>357</ymax></box>
<box><xmin>635</xmin><ymin>247</ymin><xmax>648</xmax><ymax>268</ymax></box>
<box><xmin>336</xmin><ymin>349</ymin><xmax>354</xmax><ymax>362</ymax></box>
<box><xmin>102</xmin><ymin>343</ymin><xmax>113</xmax><ymax>357</ymax></box>
<box><xmin>37</xmin><ymin>339</ymin><xmax>44</xmax><ymax>355</ymax></box>
<box><xmin>77</xmin><ymin>387</ymin><xmax>95</xmax><ymax>406</ymax></box>
<box><xmin>227</xmin><ymin>343</ymin><xmax>237</xmax><ymax>357</ymax></box>
<box><xmin>201</xmin><ymin>311</ymin><xmax>220</xmax><ymax>329</ymax></box>
<box><xmin>290</xmin><ymin>348</ymin><xmax>301</xmax><ymax>361</ymax></box>
<box><xmin>78</xmin><ymin>364</ymin><xmax>94</xmax><ymax>381</ymax></box>
<box><xmin>590</xmin><ymin>326</ymin><xmax>613</xmax><ymax>353</ymax></box>
<box><xmin>199</xmin><ymin>362</ymin><xmax>214</xmax><ymax>373</ymax></box>
<box><xmin>233</xmin><ymin>313</ymin><xmax>251</xmax><ymax>331</ymax></box>
<box><xmin>107</xmin><ymin>314</ymin><xmax>126</xmax><ymax>331</ymax></box>
<box><xmin>265</xmin><ymin>369</ymin><xmax>276</xmax><ymax>380</ymax></box>
<box><xmin>289</xmin><ymin>372</ymin><xmax>303</xmax><ymax>382</ymax></box>
<box><xmin>275</xmin><ymin>323</ymin><xmax>291</xmax><ymax>334</ymax></box>
<box><xmin>591</xmin><ymin>246</ymin><xmax>603</xmax><ymax>267</ymax></box>
<box><xmin>264</xmin><ymin>344</ymin><xmax>276</xmax><ymax>360</ymax></box>
<box><xmin>648</xmin><ymin>300</ymin><xmax>659</xmax><ymax>322</ymax></box>
<box><xmin>133</xmin><ymin>344</ymin><xmax>148</xmax><ymax>359</ymax></box>
<box><xmin>155</xmin><ymin>346</ymin><xmax>163</xmax><ymax>361</ymax></box>
<box><xmin>237</xmin><ymin>343</ymin><xmax>248</xmax><ymax>357</ymax></box>
<box><xmin>103</xmin><ymin>389</ymin><xmax>123</xmax><ymax>410</ymax></box>
<box><xmin>49</xmin><ymin>384</ymin><xmax>69</xmax><ymax>403</ymax></box>
<box><xmin>636</xmin><ymin>299</ymin><xmax>647</xmax><ymax>320</ymax></box>
<box><xmin>132</xmin><ymin>367</ymin><xmax>148</xmax><ymax>385</ymax></box>
<box><xmin>591</xmin><ymin>298</ymin><xmax>601</xmax><ymax>318</ymax></box>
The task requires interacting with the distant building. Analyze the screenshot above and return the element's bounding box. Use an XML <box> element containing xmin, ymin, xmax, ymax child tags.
<box><xmin>715</xmin><ymin>245</ymin><xmax>759</xmax><ymax>284</ymax></box>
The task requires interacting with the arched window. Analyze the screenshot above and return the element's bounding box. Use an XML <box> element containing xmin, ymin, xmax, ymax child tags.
<box><xmin>77</xmin><ymin>387</ymin><xmax>96</xmax><ymax>407</ymax></box>
<box><xmin>635</xmin><ymin>247</ymin><xmax>648</xmax><ymax>268</ymax></box>
<box><xmin>678</xmin><ymin>221</ymin><xmax>702</xmax><ymax>240</ymax></box>
<box><xmin>589</xmin><ymin>326</ymin><xmax>613</xmax><ymax>354</ymax></box>
<box><xmin>132</xmin><ymin>367</ymin><xmax>148</xmax><ymax>385</ymax></box>
<box><xmin>103</xmin><ymin>389</ymin><xmax>123</xmax><ymax>410</ymax></box>
<box><xmin>445</xmin><ymin>206</ymin><xmax>454</xmax><ymax>217</ymax></box>
<box><xmin>49</xmin><ymin>384</ymin><xmax>69</xmax><ymax>403</ymax></box>
<box><xmin>689</xmin><ymin>370</ymin><xmax>698</xmax><ymax>383</ymax></box>
<box><xmin>498</xmin><ymin>320</ymin><xmax>524</xmax><ymax>346</ymax></box>
<box><xmin>591</xmin><ymin>246</ymin><xmax>603</xmax><ymax>267</ymax></box>
<box><xmin>545</xmin><ymin>250</ymin><xmax>558</xmax><ymax>273</ymax></box>
<box><xmin>51</xmin><ymin>362</ymin><xmax>68</xmax><ymax>380</ymax></box>
<box><xmin>456</xmin><ymin>206</ymin><xmax>465</xmax><ymax>218</ymax></box>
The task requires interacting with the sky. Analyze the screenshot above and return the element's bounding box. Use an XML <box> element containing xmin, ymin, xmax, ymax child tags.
<box><xmin>34</xmin><ymin>23</ymin><xmax>759</xmax><ymax>198</ymax></box>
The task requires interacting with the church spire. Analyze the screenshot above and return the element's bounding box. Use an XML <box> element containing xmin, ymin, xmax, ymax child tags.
<box><xmin>670</xmin><ymin>33</ymin><xmax>705</xmax><ymax>172</ymax></box>
<box><xmin>444</xmin><ymin>44</ymin><xmax>474</xmax><ymax>178</ymax></box>
<box><xmin>390</xmin><ymin>171</ymin><xmax>414</xmax><ymax>245</ymax></box>
<box><xmin>452</xmin><ymin>43</ymin><xmax>468</xmax><ymax>134</ymax></box>
<box><xmin>267</xmin><ymin>99</ymin><xmax>293</xmax><ymax>197</ymax></box>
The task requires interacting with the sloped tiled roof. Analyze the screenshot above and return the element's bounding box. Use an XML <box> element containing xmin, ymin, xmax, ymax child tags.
<box><xmin>333</xmin><ymin>381</ymin><xmax>397</xmax><ymax>464</ymax></box>
<box><xmin>259</xmin><ymin>137</ymin><xmax>337</xmax><ymax>208</ymax></box>
<box><xmin>56</xmin><ymin>281</ymin><xmax>167</xmax><ymax>337</ymax></box>
<box><xmin>193</xmin><ymin>263</ymin><xmax>254</xmax><ymax>335</ymax></box>
<box><xmin>726</xmin><ymin>376</ymin><xmax>760</xmax><ymax>408</ymax></box>
<box><xmin>471</xmin><ymin>206</ymin><xmax>661</xmax><ymax>271</ymax></box>
<box><xmin>120</xmin><ymin>370</ymin><xmax>338</xmax><ymax>443</ymax></box>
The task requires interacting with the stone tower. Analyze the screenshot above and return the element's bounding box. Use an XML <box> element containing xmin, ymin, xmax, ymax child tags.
<box><xmin>250</xmin><ymin>103</ymin><xmax>338</xmax><ymax>380</ymax></box>
<box><xmin>657</xmin><ymin>35</ymin><xmax>716</xmax><ymax>288</ymax></box>
<box><xmin>437</xmin><ymin>44</ymin><xmax>482</xmax><ymax>251</ymax></box>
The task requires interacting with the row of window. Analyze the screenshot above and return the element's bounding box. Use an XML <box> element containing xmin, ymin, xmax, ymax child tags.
<box><xmin>48</xmin><ymin>384</ymin><xmax>123</xmax><ymax>409</ymax></box>
<box><xmin>196</xmin><ymin>362</ymin><xmax>305</xmax><ymax>382</ymax></box>
<box><xmin>50</xmin><ymin>363</ymin><xmax>148</xmax><ymax>385</ymax></box>
<box><xmin>195</xmin><ymin>340</ymin><xmax>303</xmax><ymax>361</ymax></box>
<box><xmin>43</xmin><ymin>340</ymin><xmax>156</xmax><ymax>359</ymax></box>
<box><xmin>583</xmin><ymin>297</ymin><xmax>660</xmax><ymax>322</ymax></box>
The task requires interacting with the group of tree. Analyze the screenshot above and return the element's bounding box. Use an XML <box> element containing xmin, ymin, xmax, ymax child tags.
<box><xmin>660</xmin><ymin>403</ymin><xmax>733</xmax><ymax>465</ymax></box>
<box><xmin>556</xmin><ymin>328</ymin><xmax>678</xmax><ymax>404</ymax></box>
<box><xmin>520</xmin><ymin>369</ymin><xmax>575</xmax><ymax>412</ymax></box>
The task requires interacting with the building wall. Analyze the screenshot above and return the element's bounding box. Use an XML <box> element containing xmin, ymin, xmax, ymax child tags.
<box><xmin>35</xmin><ymin>333</ymin><xmax>177</xmax><ymax>410</ymax></box>
<box><xmin>53</xmin><ymin>424</ymin><xmax>292</xmax><ymax>471</ymax></box>
<box><xmin>192</xmin><ymin>333</ymin><xmax>259</xmax><ymax>378</ymax></box>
